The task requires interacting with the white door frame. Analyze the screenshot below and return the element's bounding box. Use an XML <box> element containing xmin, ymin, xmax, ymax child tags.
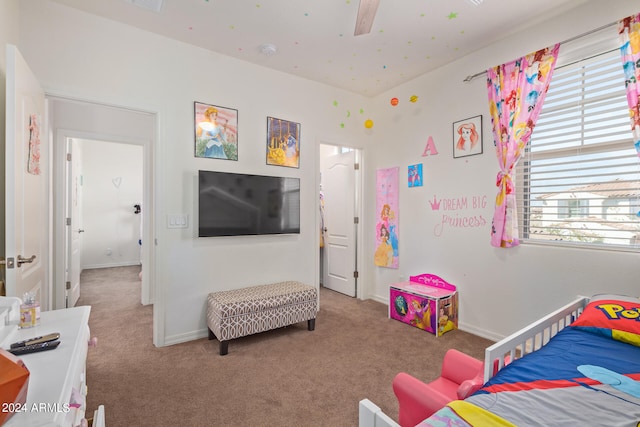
<box><xmin>52</xmin><ymin>127</ymin><xmax>154</xmax><ymax>306</ymax></box>
<box><xmin>316</xmin><ymin>142</ymin><xmax>365</xmax><ymax>299</ymax></box>
<box><xmin>48</xmin><ymin>96</ymin><xmax>161</xmax><ymax>345</ymax></box>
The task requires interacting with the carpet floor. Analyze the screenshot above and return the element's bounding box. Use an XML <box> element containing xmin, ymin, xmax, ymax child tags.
<box><xmin>78</xmin><ymin>266</ymin><xmax>493</xmax><ymax>426</ymax></box>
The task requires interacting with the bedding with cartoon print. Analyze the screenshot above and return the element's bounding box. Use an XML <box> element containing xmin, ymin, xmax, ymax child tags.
<box><xmin>418</xmin><ymin>298</ymin><xmax>640</xmax><ymax>427</ymax></box>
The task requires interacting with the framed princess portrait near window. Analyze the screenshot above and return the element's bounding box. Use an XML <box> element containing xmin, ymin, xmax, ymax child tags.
<box><xmin>453</xmin><ymin>115</ymin><xmax>482</xmax><ymax>158</ymax></box>
<box><xmin>194</xmin><ymin>101</ymin><xmax>238</xmax><ymax>161</ymax></box>
<box><xmin>266</xmin><ymin>116</ymin><xmax>300</xmax><ymax>168</ymax></box>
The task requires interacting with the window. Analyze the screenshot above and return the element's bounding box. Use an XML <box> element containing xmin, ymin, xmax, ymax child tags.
<box><xmin>558</xmin><ymin>199</ymin><xmax>588</xmax><ymax>219</ymax></box>
<box><xmin>518</xmin><ymin>38</ymin><xmax>640</xmax><ymax>250</ymax></box>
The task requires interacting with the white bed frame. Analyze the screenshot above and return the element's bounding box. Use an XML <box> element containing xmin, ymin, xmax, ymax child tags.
<box><xmin>358</xmin><ymin>295</ymin><xmax>589</xmax><ymax>427</ymax></box>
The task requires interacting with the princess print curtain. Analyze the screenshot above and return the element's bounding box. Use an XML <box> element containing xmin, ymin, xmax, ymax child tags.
<box><xmin>486</xmin><ymin>44</ymin><xmax>560</xmax><ymax>248</ymax></box>
<box><xmin>619</xmin><ymin>13</ymin><xmax>640</xmax><ymax>156</ymax></box>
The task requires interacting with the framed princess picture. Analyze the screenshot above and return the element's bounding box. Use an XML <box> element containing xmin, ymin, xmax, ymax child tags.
<box><xmin>408</xmin><ymin>163</ymin><xmax>423</xmax><ymax>187</ymax></box>
<box><xmin>266</xmin><ymin>116</ymin><xmax>300</xmax><ymax>168</ymax></box>
<box><xmin>453</xmin><ymin>115</ymin><xmax>482</xmax><ymax>158</ymax></box>
<box><xmin>194</xmin><ymin>101</ymin><xmax>238</xmax><ymax>161</ymax></box>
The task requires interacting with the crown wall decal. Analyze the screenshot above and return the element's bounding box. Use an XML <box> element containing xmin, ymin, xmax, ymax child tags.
<box><xmin>429</xmin><ymin>195</ymin><xmax>441</xmax><ymax>210</ymax></box>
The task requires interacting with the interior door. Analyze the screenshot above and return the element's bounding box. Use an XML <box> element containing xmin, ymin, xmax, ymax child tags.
<box><xmin>4</xmin><ymin>44</ymin><xmax>47</xmax><ymax>302</ymax></box>
<box><xmin>321</xmin><ymin>150</ymin><xmax>357</xmax><ymax>297</ymax></box>
<box><xmin>66</xmin><ymin>138</ymin><xmax>82</xmax><ymax>307</ymax></box>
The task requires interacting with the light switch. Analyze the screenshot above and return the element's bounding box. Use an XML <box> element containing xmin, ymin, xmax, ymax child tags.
<box><xmin>167</xmin><ymin>214</ymin><xmax>189</xmax><ymax>229</ymax></box>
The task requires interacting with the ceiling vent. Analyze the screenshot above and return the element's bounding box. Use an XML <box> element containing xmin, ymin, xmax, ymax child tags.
<box><xmin>125</xmin><ymin>0</ymin><xmax>163</xmax><ymax>13</ymax></box>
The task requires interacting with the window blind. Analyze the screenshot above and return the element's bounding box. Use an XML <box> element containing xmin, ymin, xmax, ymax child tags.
<box><xmin>518</xmin><ymin>49</ymin><xmax>640</xmax><ymax>249</ymax></box>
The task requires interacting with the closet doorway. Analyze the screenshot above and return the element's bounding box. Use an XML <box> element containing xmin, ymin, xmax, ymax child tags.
<box><xmin>319</xmin><ymin>144</ymin><xmax>362</xmax><ymax>298</ymax></box>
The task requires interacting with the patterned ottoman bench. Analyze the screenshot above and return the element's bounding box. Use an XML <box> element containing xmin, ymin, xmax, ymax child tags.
<box><xmin>207</xmin><ymin>281</ymin><xmax>318</xmax><ymax>355</ymax></box>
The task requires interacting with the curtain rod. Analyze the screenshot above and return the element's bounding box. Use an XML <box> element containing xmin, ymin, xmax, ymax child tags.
<box><xmin>462</xmin><ymin>20</ymin><xmax>619</xmax><ymax>83</ymax></box>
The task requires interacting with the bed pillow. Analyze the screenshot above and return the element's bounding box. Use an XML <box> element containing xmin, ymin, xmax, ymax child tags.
<box><xmin>571</xmin><ymin>298</ymin><xmax>640</xmax><ymax>347</ymax></box>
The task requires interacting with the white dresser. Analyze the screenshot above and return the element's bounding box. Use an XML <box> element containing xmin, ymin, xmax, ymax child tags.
<box><xmin>0</xmin><ymin>303</ymin><xmax>104</xmax><ymax>427</ymax></box>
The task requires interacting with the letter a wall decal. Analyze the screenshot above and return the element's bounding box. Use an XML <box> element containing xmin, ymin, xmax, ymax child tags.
<box><xmin>422</xmin><ymin>136</ymin><xmax>438</xmax><ymax>156</ymax></box>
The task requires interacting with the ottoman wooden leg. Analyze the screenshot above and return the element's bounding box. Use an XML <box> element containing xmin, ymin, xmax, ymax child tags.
<box><xmin>219</xmin><ymin>341</ymin><xmax>229</xmax><ymax>356</ymax></box>
<box><xmin>308</xmin><ymin>318</ymin><xmax>316</xmax><ymax>331</ymax></box>
<box><xmin>208</xmin><ymin>328</ymin><xmax>215</xmax><ymax>340</ymax></box>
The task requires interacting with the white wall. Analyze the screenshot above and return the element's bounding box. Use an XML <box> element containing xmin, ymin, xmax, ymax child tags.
<box><xmin>80</xmin><ymin>140</ymin><xmax>143</xmax><ymax>269</ymax></box>
<box><xmin>12</xmin><ymin>0</ymin><xmax>640</xmax><ymax>345</ymax></box>
<box><xmin>362</xmin><ymin>0</ymin><xmax>640</xmax><ymax>340</ymax></box>
<box><xmin>17</xmin><ymin>0</ymin><xmax>369</xmax><ymax>345</ymax></box>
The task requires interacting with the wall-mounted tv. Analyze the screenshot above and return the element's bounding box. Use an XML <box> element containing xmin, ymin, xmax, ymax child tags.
<box><xmin>198</xmin><ymin>170</ymin><xmax>300</xmax><ymax>237</ymax></box>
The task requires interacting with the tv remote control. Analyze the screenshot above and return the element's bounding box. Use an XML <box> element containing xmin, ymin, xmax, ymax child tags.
<box><xmin>10</xmin><ymin>332</ymin><xmax>60</xmax><ymax>349</ymax></box>
<box><xmin>7</xmin><ymin>339</ymin><xmax>60</xmax><ymax>356</ymax></box>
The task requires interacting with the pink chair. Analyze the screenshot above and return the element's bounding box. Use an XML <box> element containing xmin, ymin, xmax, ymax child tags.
<box><xmin>392</xmin><ymin>349</ymin><xmax>484</xmax><ymax>427</ymax></box>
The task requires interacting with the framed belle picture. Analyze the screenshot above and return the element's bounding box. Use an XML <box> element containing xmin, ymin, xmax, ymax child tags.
<box><xmin>194</xmin><ymin>101</ymin><xmax>238</xmax><ymax>161</ymax></box>
<box><xmin>453</xmin><ymin>115</ymin><xmax>482</xmax><ymax>158</ymax></box>
<box><xmin>266</xmin><ymin>116</ymin><xmax>300</xmax><ymax>168</ymax></box>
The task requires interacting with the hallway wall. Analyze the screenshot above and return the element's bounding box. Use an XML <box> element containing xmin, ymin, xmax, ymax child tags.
<box><xmin>80</xmin><ymin>140</ymin><xmax>143</xmax><ymax>269</ymax></box>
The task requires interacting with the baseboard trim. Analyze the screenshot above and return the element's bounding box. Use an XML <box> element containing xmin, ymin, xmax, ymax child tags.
<box><xmin>163</xmin><ymin>328</ymin><xmax>208</xmax><ymax>347</ymax></box>
<box><xmin>82</xmin><ymin>262</ymin><xmax>142</xmax><ymax>270</ymax></box>
<box><xmin>457</xmin><ymin>322</ymin><xmax>504</xmax><ymax>343</ymax></box>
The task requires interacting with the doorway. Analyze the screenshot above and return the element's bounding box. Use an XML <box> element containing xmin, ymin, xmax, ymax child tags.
<box><xmin>65</xmin><ymin>138</ymin><xmax>144</xmax><ymax>307</ymax></box>
<box><xmin>50</xmin><ymin>96</ymin><xmax>155</xmax><ymax>313</ymax></box>
<box><xmin>319</xmin><ymin>144</ymin><xmax>362</xmax><ymax>298</ymax></box>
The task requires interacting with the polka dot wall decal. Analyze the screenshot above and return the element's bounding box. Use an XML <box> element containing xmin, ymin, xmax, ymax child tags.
<box><xmin>360</xmin><ymin>108</ymin><xmax>364</xmax><ymax>114</ymax></box>
<box><xmin>340</xmin><ymin>123</ymin><xmax>345</xmax><ymax>128</ymax></box>
<box><xmin>447</xmin><ymin>12</ymin><xmax>458</xmax><ymax>19</ymax></box>
<box><xmin>333</xmin><ymin>100</ymin><xmax>339</xmax><ymax>107</ymax></box>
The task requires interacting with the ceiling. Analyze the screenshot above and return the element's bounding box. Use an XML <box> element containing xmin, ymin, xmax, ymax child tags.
<box><xmin>49</xmin><ymin>0</ymin><xmax>588</xmax><ymax>97</ymax></box>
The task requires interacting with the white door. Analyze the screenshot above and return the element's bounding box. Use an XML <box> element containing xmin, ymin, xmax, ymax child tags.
<box><xmin>66</xmin><ymin>138</ymin><xmax>82</xmax><ymax>307</ymax></box>
<box><xmin>4</xmin><ymin>45</ymin><xmax>47</xmax><ymax>302</ymax></box>
<box><xmin>321</xmin><ymin>150</ymin><xmax>357</xmax><ymax>297</ymax></box>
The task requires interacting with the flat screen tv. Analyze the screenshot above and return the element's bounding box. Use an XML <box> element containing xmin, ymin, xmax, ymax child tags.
<box><xmin>198</xmin><ymin>170</ymin><xmax>300</xmax><ymax>237</ymax></box>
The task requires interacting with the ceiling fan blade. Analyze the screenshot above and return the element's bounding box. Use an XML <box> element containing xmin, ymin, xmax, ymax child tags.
<box><xmin>354</xmin><ymin>0</ymin><xmax>380</xmax><ymax>36</ymax></box>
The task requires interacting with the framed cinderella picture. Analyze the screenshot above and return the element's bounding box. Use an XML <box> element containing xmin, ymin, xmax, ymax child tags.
<box><xmin>194</xmin><ymin>101</ymin><xmax>238</xmax><ymax>161</ymax></box>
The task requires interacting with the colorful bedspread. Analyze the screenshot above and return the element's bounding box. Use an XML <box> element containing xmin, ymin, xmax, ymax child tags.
<box><xmin>418</xmin><ymin>326</ymin><xmax>640</xmax><ymax>426</ymax></box>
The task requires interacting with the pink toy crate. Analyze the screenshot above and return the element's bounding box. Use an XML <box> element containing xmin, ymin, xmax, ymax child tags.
<box><xmin>389</xmin><ymin>274</ymin><xmax>458</xmax><ymax>337</ymax></box>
